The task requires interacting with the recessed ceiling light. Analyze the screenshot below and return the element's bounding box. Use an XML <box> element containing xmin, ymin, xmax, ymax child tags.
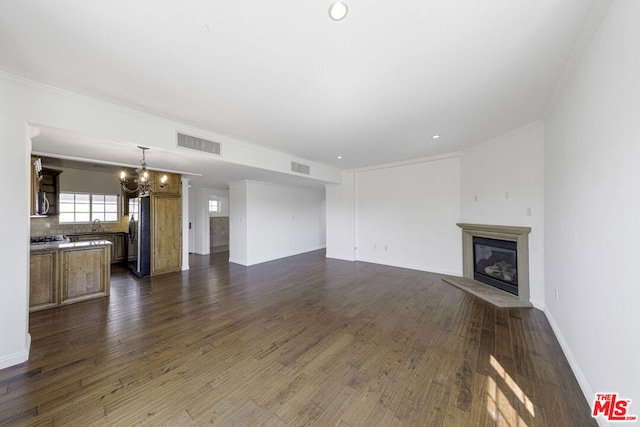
<box><xmin>193</xmin><ymin>20</ymin><xmax>210</xmax><ymax>32</ymax></box>
<box><xmin>431</xmin><ymin>134</ymin><xmax>441</xmax><ymax>140</ymax></box>
<box><xmin>337</xmin><ymin>155</ymin><xmax>343</xmax><ymax>159</ymax></box>
<box><xmin>329</xmin><ymin>1</ymin><xmax>349</xmax><ymax>21</ymax></box>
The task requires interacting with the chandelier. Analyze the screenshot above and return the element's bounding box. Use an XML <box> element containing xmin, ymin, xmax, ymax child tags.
<box><xmin>119</xmin><ymin>146</ymin><xmax>168</xmax><ymax>197</ymax></box>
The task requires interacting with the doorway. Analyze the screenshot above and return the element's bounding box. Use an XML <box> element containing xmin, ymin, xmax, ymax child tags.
<box><xmin>208</xmin><ymin>195</ymin><xmax>229</xmax><ymax>254</ymax></box>
<box><xmin>210</xmin><ymin>216</ymin><xmax>229</xmax><ymax>253</ymax></box>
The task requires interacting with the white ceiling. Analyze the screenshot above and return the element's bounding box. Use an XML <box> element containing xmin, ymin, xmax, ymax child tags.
<box><xmin>1</xmin><ymin>0</ymin><xmax>603</xmax><ymax>186</ymax></box>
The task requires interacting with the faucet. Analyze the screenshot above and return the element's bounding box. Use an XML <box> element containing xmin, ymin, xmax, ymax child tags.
<box><xmin>92</xmin><ymin>218</ymin><xmax>102</xmax><ymax>232</ymax></box>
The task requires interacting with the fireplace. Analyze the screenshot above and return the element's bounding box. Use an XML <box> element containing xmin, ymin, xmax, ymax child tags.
<box><xmin>473</xmin><ymin>236</ymin><xmax>518</xmax><ymax>295</ymax></box>
<box><xmin>454</xmin><ymin>223</ymin><xmax>532</xmax><ymax>306</ymax></box>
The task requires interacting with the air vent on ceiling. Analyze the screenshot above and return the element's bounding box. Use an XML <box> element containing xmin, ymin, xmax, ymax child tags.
<box><xmin>177</xmin><ymin>132</ymin><xmax>221</xmax><ymax>155</ymax></box>
<box><xmin>291</xmin><ymin>161</ymin><xmax>311</xmax><ymax>175</ymax></box>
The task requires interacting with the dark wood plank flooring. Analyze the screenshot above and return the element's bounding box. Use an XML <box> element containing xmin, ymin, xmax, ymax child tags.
<box><xmin>0</xmin><ymin>250</ymin><xmax>595</xmax><ymax>426</ymax></box>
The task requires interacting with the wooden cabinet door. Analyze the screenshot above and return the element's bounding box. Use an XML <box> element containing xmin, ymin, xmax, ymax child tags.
<box><xmin>114</xmin><ymin>233</ymin><xmax>125</xmax><ymax>262</ymax></box>
<box><xmin>29</xmin><ymin>250</ymin><xmax>57</xmax><ymax>311</ymax></box>
<box><xmin>60</xmin><ymin>246</ymin><xmax>110</xmax><ymax>304</ymax></box>
<box><xmin>147</xmin><ymin>171</ymin><xmax>181</xmax><ymax>195</ymax></box>
<box><xmin>151</xmin><ymin>194</ymin><xmax>182</xmax><ymax>275</ymax></box>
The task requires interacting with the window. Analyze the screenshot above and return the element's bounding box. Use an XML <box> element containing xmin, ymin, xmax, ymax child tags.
<box><xmin>128</xmin><ymin>198</ymin><xmax>139</xmax><ymax>220</ymax></box>
<box><xmin>59</xmin><ymin>193</ymin><xmax>119</xmax><ymax>223</ymax></box>
<box><xmin>208</xmin><ymin>199</ymin><xmax>220</xmax><ymax>213</ymax></box>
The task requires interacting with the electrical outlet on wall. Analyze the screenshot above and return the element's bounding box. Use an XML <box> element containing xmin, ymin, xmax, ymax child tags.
<box><xmin>555</xmin><ymin>289</ymin><xmax>559</xmax><ymax>301</ymax></box>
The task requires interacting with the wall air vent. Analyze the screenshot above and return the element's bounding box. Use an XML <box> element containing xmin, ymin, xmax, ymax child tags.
<box><xmin>177</xmin><ymin>133</ymin><xmax>221</xmax><ymax>155</ymax></box>
<box><xmin>291</xmin><ymin>161</ymin><xmax>311</xmax><ymax>175</ymax></box>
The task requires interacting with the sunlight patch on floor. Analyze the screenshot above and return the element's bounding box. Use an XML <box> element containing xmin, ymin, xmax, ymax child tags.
<box><xmin>486</xmin><ymin>354</ymin><xmax>535</xmax><ymax>426</ymax></box>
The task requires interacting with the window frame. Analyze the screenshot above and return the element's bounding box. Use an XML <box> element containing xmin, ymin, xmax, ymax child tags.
<box><xmin>58</xmin><ymin>192</ymin><xmax>121</xmax><ymax>224</ymax></box>
<box><xmin>208</xmin><ymin>198</ymin><xmax>220</xmax><ymax>213</ymax></box>
<box><xmin>128</xmin><ymin>197</ymin><xmax>140</xmax><ymax>221</ymax></box>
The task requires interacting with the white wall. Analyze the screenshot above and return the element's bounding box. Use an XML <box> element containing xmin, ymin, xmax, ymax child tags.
<box><xmin>181</xmin><ymin>178</ymin><xmax>190</xmax><ymax>270</ymax></box>
<box><xmin>355</xmin><ymin>156</ymin><xmax>462</xmax><ymax>276</ymax></box>
<box><xmin>229</xmin><ymin>180</ymin><xmax>326</xmax><ymax>266</ymax></box>
<box><xmin>329</xmin><ymin>128</ymin><xmax>544</xmax><ymax>290</ymax></box>
<box><xmin>0</xmin><ymin>118</ymin><xmax>31</xmax><ymax>369</ymax></box>
<box><xmin>325</xmin><ymin>171</ymin><xmax>356</xmax><ymax>261</ymax></box>
<box><xmin>188</xmin><ymin>185</ymin><xmax>195</xmax><ymax>253</ymax></box>
<box><xmin>460</xmin><ymin>121</ymin><xmax>545</xmax><ymax>307</ymax></box>
<box><xmin>57</xmin><ymin>166</ymin><xmax>122</xmax><ymax>194</ymax></box>
<box><xmin>228</xmin><ymin>181</ymin><xmax>249</xmax><ymax>265</ymax></box>
<box><xmin>545</xmin><ymin>0</ymin><xmax>640</xmax><ymax>411</ymax></box>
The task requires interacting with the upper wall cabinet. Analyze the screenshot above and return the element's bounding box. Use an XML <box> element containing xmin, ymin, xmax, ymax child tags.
<box><xmin>40</xmin><ymin>168</ymin><xmax>61</xmax><ymax>216</ymax></box>
<box><xmin>150</xmin><ymin>171</ymin><xmax>181</xmax><ymax>195</ymax></box>
<box><xmin>30</xmin><ymin>155</ymin><xmax>38</xmax><ymax>216</ymax></box>
<box><xmin>30</xmin><ymin>156</ymin><xmax>62</xmax><ymax>217</ymax></box>
<box><xmin>120</xmin><ymin>171</ymin><xmax>181</xmax><ymax>215</ymax></box>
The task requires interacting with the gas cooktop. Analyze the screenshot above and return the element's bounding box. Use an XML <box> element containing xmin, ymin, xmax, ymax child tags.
<box><xmin>30</xmin><ymin>235</ymin><xmax>70</xmax><ymax>244</ymax></box>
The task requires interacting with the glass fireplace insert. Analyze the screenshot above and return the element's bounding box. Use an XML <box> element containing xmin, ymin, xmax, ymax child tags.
<box><xmin>472</xmin><ymin>236</ymin><xmax>518</xmax><ymax>295</ymax></box>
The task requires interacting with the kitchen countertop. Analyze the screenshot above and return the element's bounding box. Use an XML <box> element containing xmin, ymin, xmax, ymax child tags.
<box><xmin>65</xmin><ymin>231</ymin><xmax>127</xmax><ymax>236</ymax></box>
<box><xmin>30</xmin><ymin>240</ymin><xmax>113</xmax><ymax>253</ymax></box>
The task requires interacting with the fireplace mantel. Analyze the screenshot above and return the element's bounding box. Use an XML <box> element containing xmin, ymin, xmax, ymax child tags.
<box><xmin>449</xmin><ymin>223</ymin><xmax>532</xmax><ymax>307</ymax></box>
<box><xmin>456</xmin><ymin>223</ymin><xmax>531</xmax><ymax>237</ymax></box>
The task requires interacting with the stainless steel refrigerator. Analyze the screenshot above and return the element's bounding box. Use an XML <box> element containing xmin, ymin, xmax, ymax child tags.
<box><xmin>133</xmin><ymin>196</ymin><xmax>151</xmax><ymax>277</ymax></box>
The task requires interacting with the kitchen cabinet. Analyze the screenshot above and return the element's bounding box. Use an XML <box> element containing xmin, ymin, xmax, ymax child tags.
<box><xmin>151</xmin><ymin>194</ymin><xmax>182</xmax><ymax>275</ymax></box>
<box><xmin>29</xmin><ymin>249</ymin><xmax>58</xmax><ymax>312</ymax></box>
<box><xmin>30</xmin><ymin>241</ymin><xmax>111</xmax><ymax>311</ymax></box>
<box><xmin>70</xmin><ymin>232</ymin><xmax>125</xmax><ymax>264</ymax></box>
<box><xmin>30</xmin><ymin>155</ymin><xmax>62</xmax><ymax>216</ymax></box>
<box><xmin>30</xmin><ymin>155</ymin><xmax>38</xmax><ymax>216</ymax></box>
<box><xmin>39</xmin><ymin>168</ymin><xmax>61</xmax><ymax>216</ymax></box>
<box><xmin>113</xmin><ymin>233</ymin><xmax>125</xmax><ymax>262</ymax></box>
<box><xmin>60</xmin><ymin>244</ymin><xmax>110</xmax><ymax>305</ymax></box>
<box><xmin>149</xmin><ymin>171</ymin><xmax>182</xmax><ymax>195</ymax></box>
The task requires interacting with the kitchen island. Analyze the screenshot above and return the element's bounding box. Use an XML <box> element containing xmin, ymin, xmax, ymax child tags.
<box><xmin>66</xmin><ymin>232</ymin><xmax>127</xmax><ymax>264</ymax></box>
<box><xmin>30</xmin><ymin>240</ymin><xmax>111</xmax><ymax>312</ymax></box>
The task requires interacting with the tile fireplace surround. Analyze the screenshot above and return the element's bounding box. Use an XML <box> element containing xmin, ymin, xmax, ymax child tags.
<box><xmin>443</xmin><ymin>223</ymin><xmax>533</xmax><ymax>308</ymax></box>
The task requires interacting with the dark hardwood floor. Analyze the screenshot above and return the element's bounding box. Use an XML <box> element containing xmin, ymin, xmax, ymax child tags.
<box><xmin>1</xmin><ymin>250</ymin><xmax>595</xmax><ymax>426</ymax></box>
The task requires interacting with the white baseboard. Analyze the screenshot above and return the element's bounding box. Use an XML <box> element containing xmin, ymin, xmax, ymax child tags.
<box><xmin>530</xmin><ymin>298</ymin><xmax>545</xmax><ymax>311</ymax></box>
<box><xmin>325</xmin><ymin>252</ymin><xmax>355</xmax><ymax>262</ymax></box>
<box><xmin>246</xmin><ymin>246</ymin><xmax>326</xmax><ymax>266</ymax></box>
<box><xmin>228</xmin><ymin>257</ymin><xmax>247</xmax><ymax>266</ymax></box>
<box><xmin>0</xmin><ymin>333</ymin><xmax>30</xmax><ymax>370</ymax></box>
<box><xmin>192</xmin><ymin>250</ymin><xmax>210</xmax><ymax>255</ymax></box>
<box><xmin>355</xmin><ymin>256</ymin><xmax>462</xmax><ymax>277</ymax></box>
<box><xmin>543</xmin><ymin>308</ymin><xmax>609</xmax><ymax>426</ymax></box>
